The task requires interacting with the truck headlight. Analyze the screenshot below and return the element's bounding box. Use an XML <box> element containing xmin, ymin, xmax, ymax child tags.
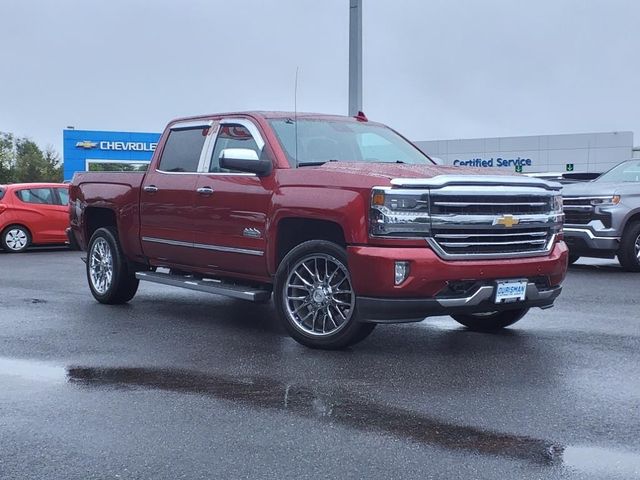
<box><xmin>370</xmin><ymin>188</ymin><xmax>431</xmax><ymax>237</ymax></box>
<box><xmin>591</xmin><ymin>195</ymin><xmax>620</xmax><ymax>206</ymax></box>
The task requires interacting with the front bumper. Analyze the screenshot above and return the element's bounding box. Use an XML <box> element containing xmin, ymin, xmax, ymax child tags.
<box><xmin>563</xmin><ymin>223</ymin><xmax>620</xmax><ymax>254</ymax></box>
<box><xmin>358</xmin><ymin>283</ymin><xmax>562</xmax><ymax>323</ymax></box>
<box><xmin>347</xmin><ymin>241</ymin><xmax>567</xmax><ymax>323</ymax></box>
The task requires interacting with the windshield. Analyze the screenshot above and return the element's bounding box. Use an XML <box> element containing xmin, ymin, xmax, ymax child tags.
<box><xmin>268</xmin><ymin>118</ymin><xmax>434</xmax><ymax>166</ymax></box>
<box><xmin>596</xmin><ymin>160</ymin><xmax>640</xmax><ymax>182</ymax></box>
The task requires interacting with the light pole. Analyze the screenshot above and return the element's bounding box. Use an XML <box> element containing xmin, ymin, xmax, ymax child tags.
<box><xmin>348</xmin><ymin>0</ymin><xmax>363</xmax><ymax>116</ymax></box>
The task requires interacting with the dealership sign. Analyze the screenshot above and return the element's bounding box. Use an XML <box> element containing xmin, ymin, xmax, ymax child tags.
<box><xmin>453</xmin><ymin>157</ymin><xmax>533</xmax><ymax>168</ymax></box>
<box><xmin>76</xmin><ymin>140</ymin><xmax>157</xmax><ymax>152</ymax></box>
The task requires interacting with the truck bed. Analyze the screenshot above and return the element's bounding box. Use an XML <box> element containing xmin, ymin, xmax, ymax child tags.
<box><xmin>69</xmin><ymin>171</ymin><xmax>146</xmax><ymax>256</ymax></box>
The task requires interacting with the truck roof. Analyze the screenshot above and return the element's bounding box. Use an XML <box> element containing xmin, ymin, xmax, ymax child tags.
<box><xmin>167</xmin><ymin>111</ymin><xmax>380</xmax><ymax>125</ymax></box>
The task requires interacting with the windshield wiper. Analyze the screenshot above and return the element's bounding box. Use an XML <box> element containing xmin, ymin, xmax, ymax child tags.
<box><xmin>297</xmin><ymin>159</ymin><xmax>339</xmax><ymax>167</ymax></box>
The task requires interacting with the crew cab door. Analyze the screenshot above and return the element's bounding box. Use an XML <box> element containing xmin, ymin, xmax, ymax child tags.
<box><xmin>140</xmin><ymin>120</ymin><xmax>212</xmax><ymax>267</ymax></box>
<box><xmin>193</xmin><ymin>118</ymin><xmax>271</xmax><ymax>278</ymax></box>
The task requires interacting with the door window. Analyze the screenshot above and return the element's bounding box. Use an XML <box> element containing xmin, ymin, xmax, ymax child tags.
<box><xmin>55</xmin><ymin>188</ymin><xmax>69</xmax><ymax>206</ymax></box>
<box><xmin>15</xmin><ymin>188</ymin><xmax>55</xmax><ymax>204</ymax></box>
<box><xmin>210</xmin><ymin>124</ymin><xmax>261</xmax><ymax>173</ymax></box>
<box><xmin>158</xmin><ymin>128</ymin><xmax>208</xmax><ymax>173</ymax></box>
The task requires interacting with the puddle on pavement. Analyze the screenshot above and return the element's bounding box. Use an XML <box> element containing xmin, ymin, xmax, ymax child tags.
<box><xmin>562</xmin><ymin>445</ymin><xmax>640</xmax><ymax>478</ymax></box>
<box><xmin>4</xmin><ymin>358</ymin><xmax>636</xmax><ymax>474</ymax></box>
<box><xmin>0</xmin><ymin>357</ymin><xmax>66</xmax><ymax>383</ymax></box>
<box><xmin>67</xmin><ymin>366</ymin><xmax>563</xmax><ymax>465</ymax></box>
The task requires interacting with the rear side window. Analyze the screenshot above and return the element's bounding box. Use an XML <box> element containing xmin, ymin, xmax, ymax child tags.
<box><xmin>56</xmin><ymin>188</ymin><xmax>69</xmax><ymax>206</ymax></box>
<box><xmin>0</xmin><ymin>188</ymin><xmax>5</xmax><ymax>201</ymax></box>
<box><xmin>16</xmin><ymin>188</ymin><xmax>56</xmax><ymax>205</ymax></box>
<box><xmin>157</xmin><ymin>128</ymin><xmax>207</xmax><ymax>173</ymax></box>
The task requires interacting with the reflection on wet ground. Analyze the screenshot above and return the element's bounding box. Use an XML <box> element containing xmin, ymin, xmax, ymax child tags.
<box><xmin>3</xmin><ymin>355</ymin><xmax>639</xmax><ymax>477</ymax></box>
<box><xmin>562</xmin><ymin>446</ymin><xmax>640</xmax><ymax>478</ymax></box>
<box><xmin>66</xmin><ymin>365</ymin><xmax>563</xmax><ymax>466</ymax></box>
<box><xmin>0</xmin><ymin>357</ymin><xmax>66</xmax><ymax>383</ymax></box>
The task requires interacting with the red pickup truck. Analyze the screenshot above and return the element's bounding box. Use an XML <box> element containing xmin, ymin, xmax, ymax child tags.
<box><xmin>69</xmin><ymin>112</ymin><xmax>567</xmax><ymax>349</ymax></box>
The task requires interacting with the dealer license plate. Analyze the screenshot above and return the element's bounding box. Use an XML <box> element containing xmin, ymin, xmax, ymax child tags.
<box><xmin>494</xmin><ymin>280</ymin><xmax>527</xmax><ymax>304</ymax></box>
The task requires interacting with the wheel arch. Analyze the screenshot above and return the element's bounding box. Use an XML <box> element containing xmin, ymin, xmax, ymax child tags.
<box><xmin>271</xmin><ymin>217</ymin><xmax>347</xmax><ymax>274</ymax></box>
<box><xmin>622</xmin><ymin>209</ymin><xmax>640</xmax><ymax>231</ymax></box>
<box><xmin>84</xmin><ymin>207</ymin><xmax>118</xmax><ymax>243</ymax></box>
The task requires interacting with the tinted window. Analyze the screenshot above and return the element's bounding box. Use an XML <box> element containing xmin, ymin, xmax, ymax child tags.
<box><xmin>56</xmin><ymin>188</ymin><xmax>69</xmax><ymax>206</ymax></box>
<box><xmin>0</xmin><ymin>188</ymin><xmax>4</xmax><ymax>201</ymax></box>
<box><xmin>16</xmin><ymin>188</ymin><xmax>55</xmax><ymax>204</ymax></box>
<box><xmin>158</xmin><ymin>128</ymin><xmax>207</xmax><ymax>172</ymax></box>
<box><xmin>210</xmin><ymin>124</ymin><xmax>261</xmax><ymax>173</ymax></box>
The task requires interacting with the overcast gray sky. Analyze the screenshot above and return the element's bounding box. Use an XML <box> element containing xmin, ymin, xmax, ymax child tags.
<box><xmin>1</xmin><ymin>0</ymin><xmax>639</xmax><ymax>155</ymax></box>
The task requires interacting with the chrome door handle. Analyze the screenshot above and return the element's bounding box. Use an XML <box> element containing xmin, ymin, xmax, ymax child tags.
<box><xmin>197</xmin><ymin>187</ymin><xmax>214</xmax><ymax>195</ymax></box>
<box><xmin>143</xmin><ymin>185</ymin><xmax>158</xmax><ymax>193</ymax></box>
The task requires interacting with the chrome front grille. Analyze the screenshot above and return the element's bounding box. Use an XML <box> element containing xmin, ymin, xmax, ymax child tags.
<box><xmin>427</xmin><ymin>187</ymin><xmax>559</xmax><ymax>259</ymax></box>
<box><xmin>432</xmin><ymin>227</ymin><xmax>553</xmax><ymax>256</ymax></box>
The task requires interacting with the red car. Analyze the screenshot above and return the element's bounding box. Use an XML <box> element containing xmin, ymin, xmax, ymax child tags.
<box><xmin>0</xmin><ymin>183</ymin><xmax>70</xmax><ymax>253</ymax></box>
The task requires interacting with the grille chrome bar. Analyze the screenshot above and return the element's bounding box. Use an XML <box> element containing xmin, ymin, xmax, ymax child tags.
<box><xmin>433</xmin><ymin>201</ymin><xmax>548</xmax><ymax>207</ymax></box>
<box><xmin>435</xmin><ymin>231</ymin><xmax>547</xmax><ymax>239</ymax></box>
<box><xmin>438</xmin><ymin>239</ymin><xmax>547</xmax><ymax>248</ymax></box>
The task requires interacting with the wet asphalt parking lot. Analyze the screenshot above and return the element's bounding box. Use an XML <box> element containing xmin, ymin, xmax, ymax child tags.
<box><xmin>0</xmin><ymin>248</ymin><xmax>639</xmax><ymax>479</ymax></box>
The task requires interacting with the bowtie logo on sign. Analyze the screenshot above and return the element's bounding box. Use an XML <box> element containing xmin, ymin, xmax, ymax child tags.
<box><xmin>75</xmin><ymin>141</ymin><xmax>98</xmax><ymax>149</ymax></box>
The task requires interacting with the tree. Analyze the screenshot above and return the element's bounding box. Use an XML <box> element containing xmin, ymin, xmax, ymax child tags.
<box><xmin>43</xmin><ymin>146</ymin><xmax>63</xmax><ymax>182</ymax></box>
<box><xmin>14</xmin><ymin>138</ymin><xmax>47</xmax><ymax>183</ymax></box>
<box><xmin>0</xmin><ymin>132</ymin><xmax>15</xmax><ymax>184</ymax></box>
<box><xmin>0</xmin><ymin>134</ymin><xmax>63</xmax><ymax>183</ymax></box>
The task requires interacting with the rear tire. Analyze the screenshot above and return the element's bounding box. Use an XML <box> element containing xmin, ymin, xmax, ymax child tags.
<box><xmin>86</xmin><ymin>227</ymin><xmax>139</xmax><ymax>304</ymax></box>
<box><xmin>617</xmin><ymin>221</ymin><xmax>640</xmax><ymax>272</ymax></box>
<box><xmin>274</xmin><ymin>240</ymin><xmax>376</xmax><ymax>349</ymax></box>
<box><xmin>1</xmin><ymin>225</ymin><xmax>31</xmax><ymax>253</ymax></box>
<box><xmin>568</xmin><ymin>254</ymin><xmax>580</xmax><ymax>265</ymax></box>
<box><xmin>451</xmin><ymin>308</ymin><xmax>529</xmax><ymax>332</ymax></box>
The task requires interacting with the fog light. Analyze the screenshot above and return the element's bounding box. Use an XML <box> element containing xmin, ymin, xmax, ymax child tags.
<box><xmin>394</xmin><ymin>261</ymin><xmax>410</xmax><ymax>285</ymax></box>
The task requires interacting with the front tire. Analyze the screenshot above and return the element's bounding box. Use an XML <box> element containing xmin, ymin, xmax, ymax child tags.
<box><xmin>274</xmin><ymin>240</ymin><xmax>376</xmax><ymax>349</ymax></box>
<box><xmin>86</xmin><ymin>227</ymin><xmax>139</xmax><ymax>304</ymax></box>
<box><xmin>451</xmin><ymin>308</ymin><xmax>529</xmax><ymax>332</ymax></box>
<box><xmin>617</xmin><ymin>221</ymin><xmax>640</xmax><ymax>272</ymax></box>
<box><xmin>1</xmin><ymin>225</ymin><xmax>31</xmax><ymax>253</ymax></box>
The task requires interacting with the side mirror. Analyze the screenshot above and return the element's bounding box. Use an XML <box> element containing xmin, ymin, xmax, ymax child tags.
<box><xmin>219</xmin><ymin>148</ymin><xmax>272</xmax><ymax>176</ymax></box>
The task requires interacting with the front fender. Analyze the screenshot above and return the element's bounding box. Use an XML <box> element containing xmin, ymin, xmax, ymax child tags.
<box><xmin>267</xmin><ymin>186</ymin><xmax>368</xmax><ymax>272</ymax></box>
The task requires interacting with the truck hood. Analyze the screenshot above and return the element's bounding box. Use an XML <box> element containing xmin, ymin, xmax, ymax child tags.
<box><xmin>316</xmin><ymin>161</ymin><xmax>513</xmax><ymax>180</ymax></box>
<box><xmin>310</xmin><ymin>161</ymin><xmax>558</xmax><ymax>189</ymax></box>
<box><xmin>562</xmin><ymin>181</ymin><xmax>640</xmax><ymax>197</ymax></box>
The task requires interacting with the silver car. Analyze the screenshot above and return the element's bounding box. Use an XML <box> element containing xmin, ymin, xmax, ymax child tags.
<box><xmin>562</xmin><ymin>160</ymin><xmax>640</xmax><ymax>271</ymax></box>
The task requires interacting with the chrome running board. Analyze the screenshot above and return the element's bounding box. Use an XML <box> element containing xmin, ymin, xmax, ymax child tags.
<box><xmin>135</xmin><ymin>271</ymin><xmax>271</xmax><ymax>302</ymax></box>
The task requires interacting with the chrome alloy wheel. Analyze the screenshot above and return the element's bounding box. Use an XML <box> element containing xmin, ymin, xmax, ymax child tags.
<box><xmin>283</xmin><ymin>254</ymin><xmax>355</xmax><ymax>336</ymax></box>
<box><xmin>5</xmin><ymin>228</ymin><xmax>28</xmax><ymax>251</ymax></box>
<box><xmin>89</xmin><ymin>237</ymin><xmax>114</xmax><ymax>294</ymax></box>
<box><xmin>635</xmin><ymin>233</ymin><xmax>640</xmax><ymax>261</ymax></box>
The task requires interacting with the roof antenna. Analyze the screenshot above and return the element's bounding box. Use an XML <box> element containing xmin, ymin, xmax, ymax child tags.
<box><xmin>294</xmin><ymin>66</ymin><xmax>299</xmax><ymax>168</ymax></box>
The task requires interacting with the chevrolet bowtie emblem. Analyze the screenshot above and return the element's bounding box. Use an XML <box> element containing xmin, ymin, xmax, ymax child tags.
<box><xmin>494</xmin><ymin>214</ymin><xmax>520</xmax><ymax>228</ymax></box>
<box><xmin>75</xmin><ymin>141</ymin><xmax>98</xmax><ymax>149</ymax></box>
